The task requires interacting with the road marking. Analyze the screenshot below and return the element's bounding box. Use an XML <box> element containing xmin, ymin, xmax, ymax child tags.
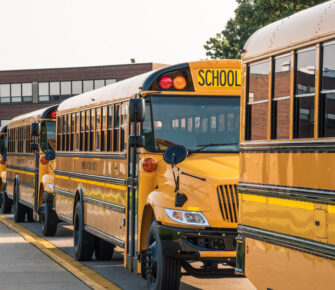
<box><xmin>0</xmin><ymin>214</ymin><xmax>120</xmax><ymax>290</ymax></box>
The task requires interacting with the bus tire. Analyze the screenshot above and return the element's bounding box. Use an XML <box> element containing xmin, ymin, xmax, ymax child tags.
<box><xmin>1</xmin><ymin>192</ymin><xmax>12</xmax><ymax>214</ymax></box>
<box><xmin>94</xmin><ymin>238</ymin><xmax>114</xmax><ymax>261</ymax></box>
<box><xmin>13</xmin><ymin>184</ymin><xmax>25</xmax><ymax>223</ymax></box>
<box><xmin>73</xmin><ymin>202</ymin><xmax>94</xmax><ymax>260</ymax></box>
<box><xmin>41</xmin><ymin>204</ymin><xmax>58</xmax><ymax>236</ymax></box>
<box><xmin>26</xmin><ymin>207</ymin><xmax>34</xmax><ymax>222</ymax></box>
<box><xmin>146</xmin><ymin>221</ymin><xmax>181</xmax><ymax>290</ymax></box>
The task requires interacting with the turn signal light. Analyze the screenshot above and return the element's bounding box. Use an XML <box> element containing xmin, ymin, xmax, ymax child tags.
<box><xmin>40</xmin><ymin>156</ymin><xmax>49</xmax><ymax>165</ymax></box>
<box><xmin>143</xmin><ymin>158</ymin><xmax>157</xmax><ymax>172</ymax></box>
<box><xmin>0</xmin><ymin>159</ymin><xmax>5</xmax><ymax>165</ymax></box>
<box><xmin>173</xmin><ymin>76</ymin><xmax>187</xmax><ymax>90</ymax></box>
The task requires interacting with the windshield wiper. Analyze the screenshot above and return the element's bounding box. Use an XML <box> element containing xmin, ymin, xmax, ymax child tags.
<box><xmin>188</xmin><ymin>143</ymin><xmax>238</xmax><ymax>155</ymax></box>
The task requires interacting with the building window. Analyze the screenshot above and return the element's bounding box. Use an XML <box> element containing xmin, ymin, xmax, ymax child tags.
<box><xmin>22</xmin><ymin>83</ymin><xmax>32</xmax><ymax>102</ymax></box>
<box><xmin>246</xmin><ymin>60</ymin><xmax>270</xmax><ymax>140</ymax></box>
<box><xmin>83</xmin><ymin>80</ymin><xmax>94</xmax><ymax>93</ymax></box>
<box><xmin>0</xmin><ymin>84</ymin><xmax>10</xmax><ymax>103</ymax></box>
<box><xmin>94</xmin><ymin>80</ymin><xmax>105</xmax><ymax>89</ymax></box>
<box><xmin>106</xmin><ymin>79</ymin><xmax>116</xmax><ymax>85</ymax></box>
<box><xmin>39</xmin><ymin>82</ymin><xmax>50</xmax><ymax>101</ymax></box>
<box><xmin>294</xmin><ymin>47</ymin><xmax>316</xmax><ymax>139</ymax></box>
<box><xmin>72</xmin><ymin>81</ymin><xmax>82</xmax><ymax>95</ymax></box>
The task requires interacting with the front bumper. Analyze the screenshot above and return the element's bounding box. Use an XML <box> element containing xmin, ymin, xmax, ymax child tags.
<box><xmin>157</xmin><ymin>223</ymin><xmax>237</xmax><ymax>261</ymax></box>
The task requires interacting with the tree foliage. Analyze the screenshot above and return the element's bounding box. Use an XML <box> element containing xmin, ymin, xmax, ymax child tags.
<box><xmin>204</xmin><ymin>0</ymin><xmax>328</xmax><ymax>59</ymax></box>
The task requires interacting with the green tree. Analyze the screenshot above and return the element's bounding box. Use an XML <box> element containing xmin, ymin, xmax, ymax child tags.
<box><xmin>204</xmin><ymin>0</ymin><xmax>328</xmax><ymax>59</ymax></box>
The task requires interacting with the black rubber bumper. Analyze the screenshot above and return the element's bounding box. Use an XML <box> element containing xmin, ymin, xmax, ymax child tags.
<box><xmin>157</xmin><ymin>223</ymin><xmax>237</xmax><ymax>260</ymax></box>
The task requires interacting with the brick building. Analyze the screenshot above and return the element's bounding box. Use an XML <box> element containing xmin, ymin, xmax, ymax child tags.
<box><xmin>0</xmin><ymin>63</ymin><xmax>166</xmax><ymax>126</ymax></box>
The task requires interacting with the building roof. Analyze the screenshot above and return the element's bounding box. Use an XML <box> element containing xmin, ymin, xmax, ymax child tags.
<box><xmin>243</xmin><ymin>0</ymin><xmax>335</xmax><ymax>61</ymax></box>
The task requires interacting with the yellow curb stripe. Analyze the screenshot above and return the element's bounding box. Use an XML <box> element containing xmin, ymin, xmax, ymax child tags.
<box><xmin>0</xmin><ymin>215</ymin><xmax>120</xmax><ymax>290</ymax></box>
<box><xmin>7</xmin><ymin>168</ymin><xmax>35</xmax><ymax>176</ymax></box>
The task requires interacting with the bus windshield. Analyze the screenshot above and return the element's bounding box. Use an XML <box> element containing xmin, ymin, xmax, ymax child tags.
<box><xmin>0</xmin><ymin>135</ymin><xmax>7</xmax><ymax>156</ymax></box>
<box><xmin>143</xmin><ymin>96</ymin><xmax>240</xmax><ymax>152</ymax></box>
<box><xmin>40</xmin><ymin>121</ymin><xmax>56</xmax><ymax>152</ymax></box>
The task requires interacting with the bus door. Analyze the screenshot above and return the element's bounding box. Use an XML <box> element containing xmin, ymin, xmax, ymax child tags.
<box><xmin>126</xmin><ymin>98</ymin><xmax>145</xmax><ymax>272</ymax></box>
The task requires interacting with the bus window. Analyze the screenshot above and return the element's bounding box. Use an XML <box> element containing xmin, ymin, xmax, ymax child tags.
<box><xmin>75</xmin><ymin>112</ymin><xmax>80</xmax><ymax>151</ymax></box>
<box><xmin>114</xmin><ymin>104</ymin><xmax>120</xmax><ymax>152</ymax></box>
<box><xmin>320</xmin><ymin>42</ymin><xmax>335</xmax><ymax>137</ymax></box>
<box><xmin>85</xmin><ymin>110</ymin><xmax>90</xmax><ymax>151</ymax></box>
<box><xmin>101</xmin><ymin>106</ymin><xmax>107</xmax><ymax>151</ymax></box>
<box><xmin>144</xmin><ymin>96</ymin><xmax>239</xmax><ymax>152</ymax></box>
<box><xmin>273</xmin><ymin>54</ymin><xmax>291</xmax><ymax>139</ymax></box>
<box><xmin>95</xmin><ymin>108</ymin><xmax>101</xmax><ymax>151</ymax></box>
<box><xmin>121</xmin><ymin>102</ymin><xmax>128</xmax><ymax>151</ymax></box>
<box><xmin>107</xmin><ymin>105</ymin><xmax>113</xmax><ymax>151</ymax></box>
<box><xmin>80</xmin><ymin>111</ymin><xmax>85</xmax><ymax>151</ymax></box>
<box><xmin>90</xmin><ymin>109</ymin><xmax>95</xmax><ymax>151</ymax></box>
<box><xmin>40</xmin><ymin>122</ymin><xmax>56</xmax><ymax>152</ymax></box>
<box><xmin>246</xmin><ymin>60</ymin><xmax>269</xmax><ymax>140</ymax></box>
<box><xmin>294</xmin><ymin>47</ymin><xmax>316</xmax><ymax>139</ymax></box>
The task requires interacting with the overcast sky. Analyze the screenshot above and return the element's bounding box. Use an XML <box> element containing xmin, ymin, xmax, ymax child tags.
<box><xmin>0</xmin><ymin>0</ymin><xmax>237</xmax><ymax>70</ymax></box>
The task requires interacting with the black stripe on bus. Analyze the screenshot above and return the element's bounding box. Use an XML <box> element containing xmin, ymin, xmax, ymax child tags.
<box><xmin>83</xmin><ymin>196</ymin><xmax>125</xmax><ymax>214</ymax></box>
<box><xmin>7</xmin><ymin>153</ymin><xmax>35</xmax><ymax>158</ymax></box>
<box><xmin>19</xmin><ymin>199</ymin><xmax>33</xmax><ymax>209</ymax></box>
<box><xmin>54</xmin><ymin>188</ymin><xmax>76</xmax><ymax>199</ymax></box>
<box><xmin>240</xmin><ymin>140</ymin><xmax>335</xmax><ymax>153</ymax></box>
<box><xmin>238</xmin><ymin>182</ymin><xmax>335</xmax><ymax>204</ymax></box>
<box><xmin>54</xmin><ymin>170</ymin><xmax>126</xmax><ymax>186</ymax></box>
<box><xmin>238</xmin><ymin>224</ymin><xmax>335</xmax><ymax>261</ymax></box>
<box><xmin>84</xmin><ymin>225</ymin><xmax>125</xmax><ymax>248</ymax></box>
<box><xmin>6</xmin><ymin>165</ymin><xmax>36</xmax><ymax>173</ymax></box>
<box><xmin>56</xmin><ymin>152</ymin><xmax>126</xmax><ymax>160</ymax></box>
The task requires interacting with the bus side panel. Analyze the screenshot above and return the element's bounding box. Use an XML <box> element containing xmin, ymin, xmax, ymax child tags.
<box><xmin>245</xmin><ymin>238</ymin><xmax>335</xmax><ymax>290</ymax></box>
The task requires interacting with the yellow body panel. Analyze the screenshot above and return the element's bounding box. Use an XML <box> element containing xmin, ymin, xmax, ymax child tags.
<box><xmin>245</xmin><ymin>238</ymin><xmax>335</xmax><ymax>290</ymax></box>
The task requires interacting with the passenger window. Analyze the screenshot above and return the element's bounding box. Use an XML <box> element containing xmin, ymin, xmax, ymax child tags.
<box><xmin>80</xmin><ymin>111</ymin><xmax>85</xmax><ymax>151</ymax></box>
<box><xmin>101</xmin><ymin>106</ymin><xmax>107</xmax><ymax>151</ymax></box>
<box><xmin>95</xmin><ymin>108</ymin><xmax>101</xmax><ymax>151</ymax></box>
<box><xmin>320</xmin><ymin>42</ymin><xmax>335</xmax><ymax>137</ymax></box>
<box><xmin>246</xmin><ymin>60</ymin><xmax>270</xmax><ymax>140</ymax></box>
<box><xmin>114</xmin><ymin>104</ymin><xmax>120</xmax><ymax>151</ymax></box>
<box><xmin>294</xmin><ymin>47</ymin><xmax>316</xmax><ymax>138</ymax></box>
<box><xmin>107</xmin><ymin>105</ymin><xmax>113</xmax><ymax>151</ymax></box>
<box><xmin>85</xmin><ymin>110</ymin><xmax>90</xmax><ymax>151</ymax></box>
<box><xmin>273</xmin><ymin>54</ymin><xmax>291</xmax><ymax>139</ymax></box>
<box><xmin>90</xmin><ymin>109</ymin><xmax>95</xmax><ymax>151</ymax></box>
<box><xmin>121</xmin><ymin>102</ymin><xmax>128</xmax><ymax>151</ymax></box>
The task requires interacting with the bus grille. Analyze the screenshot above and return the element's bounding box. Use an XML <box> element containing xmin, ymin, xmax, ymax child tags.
<box><xmin>217</xmin><ymin>185</ymin><xmax>238</xmax><ymax>223</ymax></box>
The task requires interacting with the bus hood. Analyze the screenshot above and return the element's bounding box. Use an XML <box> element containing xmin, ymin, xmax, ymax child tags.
<box><xmin>153</xmin><ymin>153</ymin><xmax>239</xmax><ymax>213</ymax></box>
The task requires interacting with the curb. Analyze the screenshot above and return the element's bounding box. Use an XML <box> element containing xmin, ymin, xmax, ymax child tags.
<box><xmin>0</xmin><ymin>214</ymin><xmax>120</xmax><ymax>290</ymax></box>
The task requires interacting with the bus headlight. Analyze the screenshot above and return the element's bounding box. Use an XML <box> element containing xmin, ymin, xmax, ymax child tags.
<box><xmin>164</xmin><ymin>209</ymin><xmax>209</xmax><ymax>227</ymax></box>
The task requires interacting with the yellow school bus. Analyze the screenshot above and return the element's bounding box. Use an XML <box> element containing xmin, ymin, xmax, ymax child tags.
<box><xmin>53</xmin><ymin>60</ymin><xmax>241</xmax><ymax>289</ymax></box>
<box><xmin>6</xmin><ymin>106</ymin><xmax>58</xmax><ymax>227</ymax></box>
<box><xmin>236</xmin><ymin>1</ymin><xmax>335</xmax><ymax>289</ymax></box>
<box><xmin>0</xmin><ymin>125</ymin><xmax>8</xmax><ymax>212</ymax></box>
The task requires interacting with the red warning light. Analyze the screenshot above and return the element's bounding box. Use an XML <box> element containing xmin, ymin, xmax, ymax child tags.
<box><xmin>158</xmin><ymin>76</ymin><xmax>173</xmax><ymax>90</ymax></box>
<box><xmin>51</xmin><ymin>110</ymin><xmax>57</xmax><ymax>118</ymax></box>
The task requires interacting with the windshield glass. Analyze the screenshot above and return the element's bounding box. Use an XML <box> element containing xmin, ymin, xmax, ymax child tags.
<box><xmin>40</xmin><ymin>121</ymin><xmax>56</xmax><ymax>151</ymax></box>
<box><xmin>143</xmin><ymin>96</ymin><xmax>240</xmax><ymax>152</ymax></box>
<box><xmin>0</xmin><ymin>135</ymin><xmax>7</xmax><ymax>156</ymax></box>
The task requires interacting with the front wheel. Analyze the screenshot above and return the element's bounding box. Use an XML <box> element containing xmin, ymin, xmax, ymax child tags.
<box><xmin>13</xmin><ymin>184</ymin><xmax>25</xmax><ymax>223</ymax></box>
<box><xmin>1</xmin><ymin>191</ymin><xmax>12</xmax><ymax>214</ymax></box>
<box><xmin>73</xmin><ymin>202</ymin><xmax>95</xmax><ymax>260</ymax></box>
<box><xmin>146</xmin><ymin>221</ymin><xmax>181</xmax><ymax>290</ymax></box>
<box><xmin>41</xmin><ymin>203</ymin><xmax>58</xmax><ymax>236</ymax></box>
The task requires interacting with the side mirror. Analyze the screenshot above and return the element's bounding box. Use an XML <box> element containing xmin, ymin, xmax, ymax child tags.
<box><xmin>45</xmin><ymin>150</ymin><xmax>56</xmax><ymax>161</ymax></box>
<box><xmin>30</xmin><ymin>143</ymin><xmax>39</xmax><ymax>152</ymax></box>
<box><xmin>31</xmin><ymin>122</ymin><xmax>39</xmax><ymax>137</ymax></box>
<box><xmin>163</xmin><ymin>145</ymin><xmax>188</xmax><ymax>165</ymax></box>
<box><xmin>129</xmin><ymin>98</ymin><xmax>145</xmax><ymax>123</ymax></box>
<box><xmin>129</xmin><ymin>135</ymin><xmax>145</xmax><ymax>147</ymax></box>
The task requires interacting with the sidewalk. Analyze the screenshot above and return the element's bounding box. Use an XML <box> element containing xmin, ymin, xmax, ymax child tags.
<box><xmin>0</xmin><ymin>221</ymin><xmax>89</xmax><ymax>290</ymax></box>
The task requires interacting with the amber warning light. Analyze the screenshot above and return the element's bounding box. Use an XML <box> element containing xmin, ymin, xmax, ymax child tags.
<box><xmin>143</xmin><ymin>158</ymin><xmax>157</xmax><ymax>172</ymax></box>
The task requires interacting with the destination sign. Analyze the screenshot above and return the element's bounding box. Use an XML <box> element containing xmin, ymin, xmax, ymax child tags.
<box><xmin>197</xmin><ymin>69</ymin><xmax>241</xmax><ymax>88</ymax></box>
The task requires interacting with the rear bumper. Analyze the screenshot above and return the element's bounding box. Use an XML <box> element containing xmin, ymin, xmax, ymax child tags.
<box><xmin>157</xmin><ymin>223</ymin><xmax>237</xmax><ymax>261</ymax></box>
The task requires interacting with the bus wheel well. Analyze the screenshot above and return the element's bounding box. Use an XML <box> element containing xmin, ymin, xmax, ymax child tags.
<box><xmin>140</xmin><ymin>204</ymin><xmax>155</xmax><ymax>251</ymax></box>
